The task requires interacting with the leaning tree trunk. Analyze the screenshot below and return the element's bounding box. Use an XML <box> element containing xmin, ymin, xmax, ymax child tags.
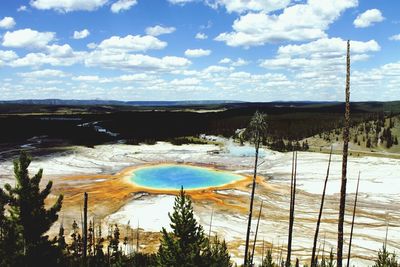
<box><xmin>346</xmin><ymin>172</ymin><xmax>361</xmax><ymax>267</ymax></box>
<box><xmin>286</xmin><ymin>150</ymin><xmax>297</xmax><ymax>267</ymax></box>
<box><xmin>250</xmin><ymin>200</ymin><xmax>264</xmax><ymax>266</ymax></box>
<box><xmin>337</xmin><ymin>40</ymin><xmax>351</xmax><ymax>267</ymax></box>
<box><xmin>244</xmin><ymin>136</ymin><xmax>260</xmax><ymax>266</ymax></box>
<box><xmin>311</xmin><ymin>147</ymin><xmax>333</xmax><ymax>267</ymax></box>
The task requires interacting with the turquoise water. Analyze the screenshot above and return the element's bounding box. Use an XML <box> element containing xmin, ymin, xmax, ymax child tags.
<box><xmin>130</xmin><ymin>165</ymin><xmax>243</xmax><ymax>190</ymax></box>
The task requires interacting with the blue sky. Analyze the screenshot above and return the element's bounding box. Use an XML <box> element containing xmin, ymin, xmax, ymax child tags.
<box><xmin>0</xmin><ymin>0</ymin><xmax>399</xmax><ymax>101</ymax></box>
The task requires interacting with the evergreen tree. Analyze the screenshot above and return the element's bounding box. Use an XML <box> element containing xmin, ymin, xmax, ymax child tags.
<box><xmin>261</xmin><ymin>248</ymin><xmax>276</xmax><ymax>267</ymax></box>
<box><xmin>0</xmin><ymin>187</ymin><xmax>24</xmax><ymax>267</ymax></box>
<box><xmin>2</xmin><ymin>152</ymin><xmax>63</xmax><ymax>266</ymax></box>
<box><xmin>203</xmin><ymin>236</ymin><xmax>232</xmax><ymax>267</ymax></box>
<box><xmin>366</xmin><ymin>137</ymin><xmax>372</xmax><ymax>148</ymax></box>
<box><xmin>157</xmin><ymin>187</ymin><xmax>207</xmax><ymax>267</ymax></box>
<box><xmin>373</xmin><ymin>245</ymin><xmax>399</xmax><ymax>267</ymax></box>
<box><xmin>56</xmin><ymin>223</ymin><xmax>67</xmax><ymax>253</ymax></box>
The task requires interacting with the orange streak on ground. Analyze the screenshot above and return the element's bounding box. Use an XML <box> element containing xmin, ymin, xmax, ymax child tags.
<box><xmin>58</xmin><ymin>163</ymin><xmax>263</xmax><ymax>220</ymax></box>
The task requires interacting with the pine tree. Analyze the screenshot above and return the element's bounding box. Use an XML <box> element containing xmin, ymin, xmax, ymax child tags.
<box><xmin>366</xmin><ymin>138</ymin><xmax>372</xmax><ymax>148</ymax></box>
<box><xmin>157</xmin><ymin>187</ymin><xmax>207</xmax><ymax>266</ymax></box>
<box><xmin>0</xmin><ymin>187</ymin><xmax>24</xmax><ymax>267</ymax></box>
<box><xmin>203</xmin><ymin>236</ymin><xmax>232</xmax><ymax>267</ymax></box>
<box><xmin>69</xmin><ymin>220</ymin><xmax>82</xmax><ymax>257</ymax></box>
<box><xmin>2</xmin><ymin>152</ymin><xmax>63</xmax><ymax>266</ymax></box>
<box><xmin>373</xmin><ymin>245</ymin><xmax>399</xmax><ymax>267</ymax></box>
<box><xmin>261</xmin><ymin>248</ymin><xmax>276</xmax><ymax>267</ymax></box>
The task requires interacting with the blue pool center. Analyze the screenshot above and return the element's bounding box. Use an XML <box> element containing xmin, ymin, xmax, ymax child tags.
<box><xmin>130</xmin><ymin>164</ymin><xmax>243</xmax><ymax>190</ymax></box>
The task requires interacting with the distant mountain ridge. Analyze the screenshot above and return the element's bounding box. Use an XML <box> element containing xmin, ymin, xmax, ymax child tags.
<box><xmin>0</xmin><ymin>99</ymin><xmax>245</xmax><ymax>107</ymax></box>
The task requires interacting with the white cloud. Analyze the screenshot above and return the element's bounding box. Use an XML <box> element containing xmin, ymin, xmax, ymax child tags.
<box><xmin>195</xmin><ymin>32</ymin><xmax>208</xmax><ymax>39</ymax></box>
<box><xmin>97</xmin><ymin>35</ymin><xmax>167</xmax><ymax>52</ymax></box>
<box><xmin>87</xmin><ymin>42</ymin><xmax>97</xmax><ymax>49</ymax></box>
<box><xmin>85</xmin><ymin>50</ymin><xmax>191</xmax><ymax>71</ymax></box>
<box><xmin>215</xmin><ymin>0</ymin><xmax>358</xmax><ymax>47</ymax></box>
<box><xmin>219</xmin><ymin>58</ymin><xmax>231</xmax><ymax>64</ymax></box>
<box><xmin>219</xmin><ymin>57</ymin><xmax>249</xmax><ymax>67</ymax></box>
<box><xmin>206</xmin><ymin>0</ymin><xmax>290</xmax><ymax>13</ymax></box>
<box><xmin>389</xmin><ymin>34</ymin><xmax>400</xmax><ymax>41</ymax></box>
<box><xmin>0</xmin><ymin>50</ymin><xmax>18</xmax><ymax>66</ymax></box>
<box><xmin>184</xmin><ymin>48</ymin><xmax>211</xmax><ymax>57</ymax></box>
<box><xmin>145</xmin><ymin>25</ymin><xmax>176</xmax><ymax>36</ymax></box>
<box><xmin>118</xmin><ymin>73</ymin><xmax>152</xmax><ymax>81</ymax></box>
<box><xmin>354</xmin><ymin>9</ymin><xmax>384</xmax><ymax>28</ymax></box>
<box><xmin>168</xmin><ymin>0</ymin><xmax>289</xmax><ymax>13</ymax></box>
<box><xmin>18</xmin><ymin>69</ymin><xmax>67</xmax><ymax>78</ymax></box>
<box><xmin>73</xmin><ymin>75</ymin><xmax>100</xmax><ymax>81</ymax></box>
<box><xmin>277</xmin><ymin>38</ymin><xmax>380</xmax><ymax>57</ymax></box>
<box><xmin>260</xmin><ymin>38</ymin><xmax>380</xmax><ymax>76</ymax></box>
<box><xmin>30</xmin><ymin>0</ymin><xmax>108</xmax><ymax>12</ymax></box>
<box><xmin>170</xmin><ymin>78</ymin><xmax>200</xmax><ymax>86</ymax></box>
<box><xmin>0</xmin><ymin>17</ymin><xmax>16</xmax><ymax>29</ymax></box>
<box><xmin>232</xmin><ymin>58</ymin><xmax>249</xmax><ymax>67</ymax></box>
<box><xmin>9</xmin><ymin>44</ymin><xmax>85</xmax><ymax>67</ymax></box>
<box><xmin>73</xmin><ymin>29</ymin><xmax>90</xmax><ymax>39</ymax></box>
<box><xmin>17</xmin><ymin>5</ymin><xmax>28</xmax><ymax>12</ymax></box>
<box><xmin>2</xmin><ymin>28</ymin><xmax>55</xmax><ymax>49</ymax></box>
<box><xmin>203</xmin><ymin>65</ymin><xmax>231</xmax><ymax>73</ymax></box>
<box><xmin>111</xmin><ymin>0</ymin><xmax>137</xmax><ymax>13</ymax></box>
<box><xmin>167</xmin><ymin>0</ymin><xmax>194</xmax><ymax>4</ymax></box>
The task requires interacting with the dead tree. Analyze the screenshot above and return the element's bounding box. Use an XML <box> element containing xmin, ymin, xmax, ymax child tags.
<box><xmin>311</xmin><ymin>147</ymin><xmax>333</xmax><ymax>267</ymax></box>
<box><xmin>346</xmin><ymin>172</ymin><xmax>361</xmax><ymax>267</ymax></box>
<box><xmin>244</xmin><ymin>111</ymin><xmax>267</xmax><ymax>266</ymax></box>
<box><xmin>251</xmin><ymin>200</ymin><xmax>264</xmax><ymax>265</ymax></box>
<box><xmin>286</xmin><ymin>150</ymin><xmax>298</xmax><ymax>267</ymax></box>
<box><xmin>83</xmin><ymin>192</ymin><xmax>88</xmax><ymax>259</ymax></box>
<box><xmin>337</xmin><ymin>39</ymin><xmax>351</xmax><ymax>267</ymax></box>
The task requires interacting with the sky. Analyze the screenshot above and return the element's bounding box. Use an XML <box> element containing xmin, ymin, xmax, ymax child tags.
<box><xmin>0</xmin><ymin>0</ymin><xmax>399</xmax><ymax>102</ymax></box>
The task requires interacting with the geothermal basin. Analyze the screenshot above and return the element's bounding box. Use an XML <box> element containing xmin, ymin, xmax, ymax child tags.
<box><xmin>129</xmin><ymin>164</ymin><xmax>245</xmax><ymax>190</ymax></box>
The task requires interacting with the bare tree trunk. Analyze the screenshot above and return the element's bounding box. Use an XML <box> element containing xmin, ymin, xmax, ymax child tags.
<box><xmin>262</xmin><ymin>238</ymin><xmax>265</xmax><ymax>264</ymax></box>
<box><xmin>251</xmin><ymin>200</ymin><xmax>264</xmax><ymax>265</ymax></box>
<box><xmin>337</xmin><ymin>40</ymin><xmax>351</xmax><ymax>267</ymax></box>
<box><xmin>93</xmin><ymin>217</ymin><xmax>96</xmax><ymax>257</ymax></box>
<box><xmin>286</xmin><ymin>150</ymin><xmax>297</xmax><ymax>267</ymax></box>
<box><xmin>346</xmin><ymin>172</ymin><xmax>361</xmax><ymax>267</ymax></box>
<box><xmin>244</xmin><ymin>137</ymin><xmax>260</xmax><ymax>266</ymax></box>
<box><xmin>83</xmin><ymin>192</ymin><xmax>88</xmax><ymax>260</ymax></box>
<box><xmin>208</xmin><ymin>207</ymin><xmax>214</xmax><ymax>240</ymax></box>
<box><xmin>311</xmin><ymin>147</ymin><xmax>333</xmax><ymax>267</ymax></box>
<box><xmin>136</xmin><ymin>220</ymin><xmax>140</xmax><ymax>253</ymax></box>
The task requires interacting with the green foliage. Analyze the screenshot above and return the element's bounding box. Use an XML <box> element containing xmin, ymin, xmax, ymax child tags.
<box><xmin>158</xmin><ymin>187</ymin><xmax>206</xmax><ymax>266</ymax></box>
<box><xmin>246</xmin><ymin>111</ymin><xmax>268</xmax><ymax>146</ymax></box>
<box><xmin>373</xmin><ymin>245</ymin><xmax>399</xmax><ymax>267</ymax></box>
<box><xmin>1</xmin><ymin>151</ymin><xmax>63</xmax><ymax>266</ymax></box>
<box><xmin>203</xmin><ymin>236</ymin><xmax>232</xmax><ymax>267</ymax></box>
<box><xmin>261</xmin><ymin>248</ymin><xmax>276</xmax><ymax>267</ymax></box>
<box><xmin>157</xmin><ymin>187</ymin><xmax>231</xmax><ymax>267</ymax></box>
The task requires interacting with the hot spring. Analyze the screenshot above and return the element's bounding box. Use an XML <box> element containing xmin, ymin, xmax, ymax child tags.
<box><xmin>130</xmin><ymin>164</ymin><xmax>244</xmax><ymax>190</ymax></box>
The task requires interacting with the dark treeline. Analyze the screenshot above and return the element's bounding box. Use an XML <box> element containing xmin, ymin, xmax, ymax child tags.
<box><xmin>1</xmin><ymin>101</ymin><xmax>399</xmax><ymax>148</ymax></box>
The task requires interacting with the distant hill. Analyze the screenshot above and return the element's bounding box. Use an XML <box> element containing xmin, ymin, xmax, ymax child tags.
<box><xmin>0</xmin><ymin>99</ymin><xmax>244</xmax><ymax>107</ymax></box>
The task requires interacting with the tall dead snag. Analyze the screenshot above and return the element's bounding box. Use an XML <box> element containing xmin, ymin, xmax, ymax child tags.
<box><xmin>311</xmin><ymin>147</ymin><xmax>333</xmax><ymax>267</ymax></box>
<box><xmin>286</xmin><ymin>150</ymin><xmax>298</xmax><ymax>267</ymax></box>
<box><xmin>337</xmin><ymin>40</ymin><xmax>351</xmax><ymax>267</ymax></box>
<box><xmin>83</xmin><ymin>192</ymin><xmax>88</xmax><ymax>259</ymax></box>
<box><xmin>346</xmin><ymin>172</ymin><xmax>361</xmax><ymax>267</ymax></box>
<box><xmin>251</xmin><ymin>200</ymin><xmax>264</xmax><ymax>265</ymax></box>
<box><xmin>244</xmin><ymin>111</ymin><xmax>268</xmax><ymax>266</ymax></box>
<box><xmin>208</xmin><ymin>207</ymin><xmax>214</xmax><ymax>240</ymax></box>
